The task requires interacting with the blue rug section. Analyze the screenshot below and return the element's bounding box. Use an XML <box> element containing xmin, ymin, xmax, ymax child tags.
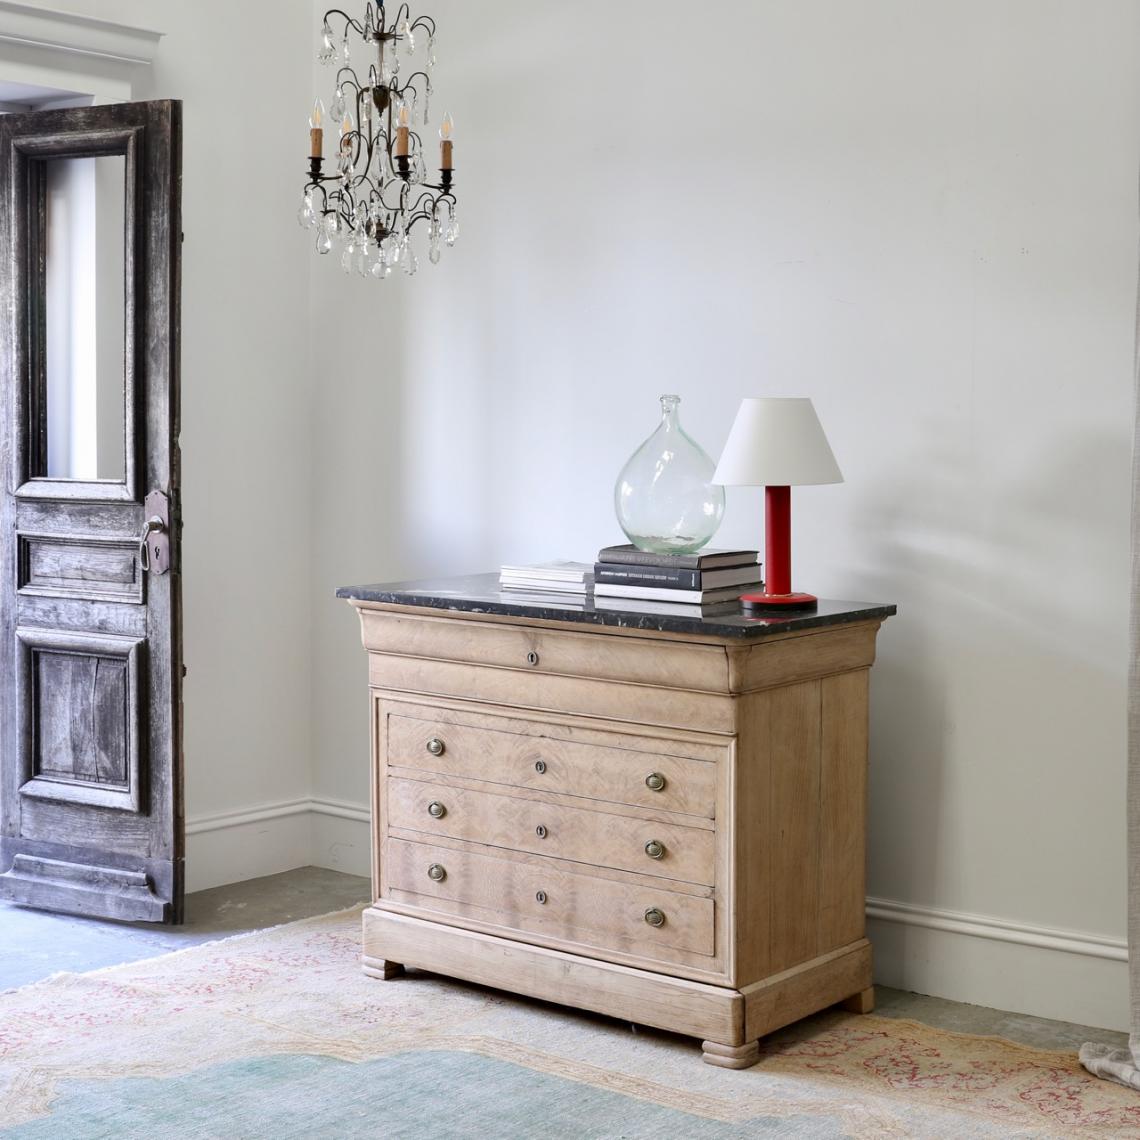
<box><xmin>2</xmin><ymin>1049</ymin><xmax>852</xmax><ymax>1139</ymax></box>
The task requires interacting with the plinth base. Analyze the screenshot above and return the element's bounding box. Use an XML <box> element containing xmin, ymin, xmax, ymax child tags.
<box><xmin>741</xmin><ymin>591</ymin><xmax>818</xmax><ymax>612</ymax></box>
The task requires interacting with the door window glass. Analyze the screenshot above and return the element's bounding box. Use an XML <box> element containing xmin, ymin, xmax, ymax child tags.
<box><xmin>43</xmin><ymin>154</ymin><xmax>126</xmax><ymax>482</ymax></box>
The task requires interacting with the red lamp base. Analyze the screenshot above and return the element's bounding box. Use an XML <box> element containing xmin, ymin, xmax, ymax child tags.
<box><xmin>740</xmin><ymin>590</ymin><xmax>818</xmax><ymax>612</ymax></box>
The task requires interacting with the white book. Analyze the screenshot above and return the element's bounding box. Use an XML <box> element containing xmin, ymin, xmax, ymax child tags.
<box><xmin>500</xmin><ymin>579</ymin><xmax>589</xmax><ymax>594</ymax></box>
<box><xmin>497</xmin><ymin>591</ymin><xmax>588</xmax><ymax>609</ymax></box>
<box><xmin>593</xmin><ymin>596</ymin><xmax>739</xmax><ymax>617</ymax></box>
<box><xmin>593</xmin><ymin>580</ymin><xmax>762</xmax><ymax>605</ymax></box>
<box><xmin>499</xmin><ymin>559</ymin><xmax>591</xmax><ymax>582</ymax></box>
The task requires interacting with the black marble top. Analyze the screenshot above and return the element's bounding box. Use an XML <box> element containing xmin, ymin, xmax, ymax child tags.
<box><xmin>337</xmin><ymin>573</ymin><xmax>896</xmax><ymax>641</ymax></box>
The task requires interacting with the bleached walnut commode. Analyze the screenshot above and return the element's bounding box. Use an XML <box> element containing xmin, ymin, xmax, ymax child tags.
<box><xmin>338</xmin><ymin>574</ymin><xmax>895</xmax><ymax>1069</ymax></box>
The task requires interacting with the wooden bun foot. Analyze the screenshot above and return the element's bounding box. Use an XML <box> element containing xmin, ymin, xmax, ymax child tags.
<box><xmin>840</xmin><ymin>985</ymin><xmax>875</xmax><ymax>1014</ymax></box>
<box><xmin>701</xmin><ymin>1039</ymin><xmax>761</xmax><ymax>1069</ymax></box>
<box><xmin>362</xmin><ymin>955</ymin><xmax>405</xmax><ymax>980</ymax></box>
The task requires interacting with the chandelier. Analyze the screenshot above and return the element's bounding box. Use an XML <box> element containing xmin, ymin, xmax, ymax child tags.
<box><xmin>299</xmin><ymin>3</ymin><xmax>458</xmax><ymax>278</ymax></box>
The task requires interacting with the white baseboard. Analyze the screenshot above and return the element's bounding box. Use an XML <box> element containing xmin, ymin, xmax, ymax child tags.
<box><xmin>310</xmin><ymin>797</ymin><xmax>372</xmax><ymax>878</ymax></box>
<box><xmin>185</xmin><ymin>799</ymin><xmax>314</xmax><ymax>893</ymax></box>
<box><xmin>186</xmin><ymin>799</ymin><xmax>1128</xmax><ymax>1030</ymax></box>
<box><xmin>868</xmin><ymin>896</ymin><xmax>1128</xmax><ymax>1033</ymax></box>
<box><xmin>185</xmin><ymin>796</ymin><xmax>371</xmax><ymax>892</ymax></box>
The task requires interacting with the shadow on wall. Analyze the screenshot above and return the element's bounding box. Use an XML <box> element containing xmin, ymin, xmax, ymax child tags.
<box><xmin>845</xmin><ymin>419</ymin><xmax>1128</xmax><ymax>923</ymax></box>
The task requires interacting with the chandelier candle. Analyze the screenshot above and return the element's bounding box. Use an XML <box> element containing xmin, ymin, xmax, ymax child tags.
<box><xmin>395</xmin><ymin>103</ymin><xmax>410</xmax><ymax>156</ymax></box>
<box><xmin>439</xmin><ymin>111</ymin><xmax>453</xmax><ymax>171</ymax></box>
<box><xmin>300</xmin><ymin>1</ymin><xmax>460</xmax><ymax>278</ymax></box>
<box><xmin>309</xmin><ymin>99</ymin><xmax>324</xmax><ymax>159</ymax></box>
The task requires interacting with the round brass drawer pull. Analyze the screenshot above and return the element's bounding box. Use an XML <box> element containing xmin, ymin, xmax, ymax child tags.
<box><xmin>526</xmin><ymin>651</ymin><xmax>540</xmax><ymax>666</ymax></box>
<box><xmin>427</xmin><ymin>863</ymin><xmax>446</xmax><ymax>882</ymax></box>
<box><xmin>426</xmin><ymin>737</ymin><xmax>445</xmax><ymax>756</ymax></box>
<box><xmin>534</xmin><ymin>759</ymin><xmax>547</xmax><ymax>774</ymax></box>
<box><xmin>427</xmin><ymin>801</ymin><xmax>447</xmax><ymax>819</ymax></box>
<box><xmin>644</xmin><ymin>840</ymin><xmax>666</xmax><ymax>860</ymax></box>
<box><xmin>535</xmin><ymin>890</ymin><xmax>547</xmax><ymax>905</ymax></box>
<box><xmin>535</xmin><ymin>824</ymin><xmax>547</xmax><ymax>839</ymax></box>
<box><xmin>645</xmin><ymin>772</ymin><xmax>666</xmax><ymax>792</ymax></box>
<box><xmin>644</xmin><ymin>907</ymin><xmax>666</xmax><ymax>928</ymax></box>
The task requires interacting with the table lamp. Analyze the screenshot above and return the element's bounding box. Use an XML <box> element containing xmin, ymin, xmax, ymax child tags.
<box><xmin>713</xmin><ymin>397</ymin><xmax>843</xmax><ymax>611</ymax></box>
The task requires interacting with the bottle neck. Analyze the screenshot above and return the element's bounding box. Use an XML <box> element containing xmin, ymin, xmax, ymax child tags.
<box><xmin>659</xmin><ymin>395</ymin><xmax>681</xmax><ymax>429</ymax></box>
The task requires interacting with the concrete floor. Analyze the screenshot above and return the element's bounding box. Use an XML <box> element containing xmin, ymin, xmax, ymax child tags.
<box><xmin>0</xmin><ymin>866</ymin><xmax>371</xmax><ymax>990</ymax></box>
<box><xmin>0</xmin><ymin>867</ymin><xmax>1126</xmax><ymax>1055</ymax></box>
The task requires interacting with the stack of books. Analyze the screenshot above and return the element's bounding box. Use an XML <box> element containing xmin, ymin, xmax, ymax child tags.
<box><xmin>592</xmin><ymin>545</ymin><xmax>763</xmax><ymax>613</ymax></box>
<box><xmin>499</xmin><ymin>560</ymin><xmax>592</xmax><ymax>597</ymax></box>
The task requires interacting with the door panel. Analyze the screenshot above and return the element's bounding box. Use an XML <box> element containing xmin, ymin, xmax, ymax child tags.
<box><xmin>0</xmin><ymin>100</ymin><xmax>183</xmax><ymax>923</ymax></box>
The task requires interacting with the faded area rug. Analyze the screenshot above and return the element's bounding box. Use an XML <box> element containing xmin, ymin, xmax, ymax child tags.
<box><xmin>2</xmin><ymin>906</ymin><xmax>1138</xmax><ymax>1139</ymax></box>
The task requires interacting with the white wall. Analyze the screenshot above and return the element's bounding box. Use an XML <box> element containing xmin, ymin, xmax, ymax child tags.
<box><xmin>133</xmin><ymin>0</ymin><xmax>318</xmax><ymax>886</ymax></box>
<box><xmin>307</xmin><ymin>0</ymin><xmax>1140</xmax><ymax>1030</ymax></box>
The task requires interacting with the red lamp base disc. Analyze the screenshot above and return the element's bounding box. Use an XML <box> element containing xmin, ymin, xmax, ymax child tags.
<box><xmin>740</xmin><ymin>591</ymin><xmax>818</xmax><ymax>612</ymax></box>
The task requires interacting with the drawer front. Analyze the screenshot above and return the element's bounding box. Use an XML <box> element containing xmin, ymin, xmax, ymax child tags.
<box><xmin>387</xmin><ymin>712</ymin><xmax>717</xmax><ymax>819</ymax></box>
<box><xmin>388</xmin><ymin>777</ymin><xmax>715</xmax><ymax>887</ymax></box>
<box><xmin>358</xmin><ymin>608</ymin><xmax>731</xmax><ymax>692</ymax></box>
<box><xmin>385</xmin><ymin>837</ymin><xmax>715</xmax><ymax>959</ymax></box>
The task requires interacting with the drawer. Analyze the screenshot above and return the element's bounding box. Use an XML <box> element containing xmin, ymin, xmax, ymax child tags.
<box><xmin>385</xmin><ymin>837</ymin><xmax>715</xmax><ymax>960</ymax></box>
<box><xmin>386</xmin><ymin>711</ymin><xmax>717</xmax><ymax>819</ymax></box>
<box><xmin>388</xmin><ymin>777</ymin><xmax>715</xmax><ymax>886</ymax></box>
<box><xmin>358</xmin><ymin>608</ymin><xmax>731</xmax><ymax>692</ymax></box>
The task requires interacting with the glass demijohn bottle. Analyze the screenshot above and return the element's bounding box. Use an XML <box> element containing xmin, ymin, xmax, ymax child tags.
<box><xmin>613</xmin><ymin>395</ymin><xmax>725</xmax><ymax>554</ymax></box>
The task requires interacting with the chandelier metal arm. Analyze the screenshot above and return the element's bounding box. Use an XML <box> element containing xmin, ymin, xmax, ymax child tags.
<box><xmin>324</xmin><ymin>8</ymin><xmax>368</xmax><ymax>36</ymax></box>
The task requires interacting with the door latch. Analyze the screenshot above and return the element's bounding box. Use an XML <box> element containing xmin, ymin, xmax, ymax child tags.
<box><xmin>139</xmin><ymin>490</ymin><xmax>171</xmax><ymax>575</ymax></box>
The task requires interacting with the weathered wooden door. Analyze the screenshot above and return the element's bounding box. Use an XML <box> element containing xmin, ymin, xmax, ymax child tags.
<box><xmin>0</xmin><ymin>101</ymin><xmax>183</xmax><ymax>922</ymax></box>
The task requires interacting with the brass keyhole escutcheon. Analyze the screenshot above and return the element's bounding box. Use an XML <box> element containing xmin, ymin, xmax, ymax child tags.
<box><xmin>535</xmin><ymin>890</ymin><xmax>547</xmax><ymax>905</ymax></box>
<box><xmin>426</xmin><ymin>737</ymin><xmax>445</xmax><ymax>756</ymax></box>
<box><xmin>645</xmin><ymin>772</ymin><xmax>666</xmax><ymax>792</ymax></box>
<box><xmin>644</xmin><ymin>908</ymin><xmax>666</xmax><ymax>928</ymax></box>
<box><xmin>535</xmin><ymin>824</ymin><xmax>547</xmax><ymax>839</ymax></box>
<box><xmin>534</xmin><ymin>759</ymin><xmax>547</xmax><ymax>774</ymax></box>
<box><xmin>428</xmin><ymin>801</ymin><xmax>446</xmax><ymax>819</ymax></box>
<box><xmin>526</xmin><ymin>651</ymin><xmax>539</xmax><ymax>666</ymax></box>
<box><xmin>427</xmin><ymin>863</ymin><xmax>446</xmax><ymax>882</ymax></box>
<box><xmin>644</xmin><ymin>840</ymin><xmax>665</xmax><ymax>860</ymax></box>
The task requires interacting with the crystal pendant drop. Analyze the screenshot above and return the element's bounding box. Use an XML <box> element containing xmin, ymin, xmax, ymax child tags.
<box><xmin>341</xmin><ymin>35</ymin><xmax>351</xmax><ymax>65</ymax></box>
<box><xmin>422</xmin><ymin>78</ymin><xmax>431</xmax><ymax>125</ymax></box>
<box><xmin>316</xmin><ymin>229</ymin><xmax>332</xmax><ymax>254</ymax></box>
<box><xmin>613</xmin><ymin>395</ymin><xmax>725</xmax><ymax>554</ymax></box>
<box><xmin>340</xmin><ymin>241</ymin><xmax>356</xmax><ymax>273</ymax></box>
<box><xmin>444</xmin><ymin>207</ymin><xmax>459</xmax><ymax>246</ymax></box>
<box><xmin>318</xmin><ymin>24</ymin><xmax>336</xmax><ymax>65</ymax></box>
<box><xmin>411</xmin><ymin>152</ymin><xmax>426</xmax><ymax>184</ymax></box>
<box><xmin>330</xmin><ymin>86</ymin><xmax>346</xmax><ymax>122</ymax></box>
<box><xmin>429</xmin><ymin>234</ymin><xmax>441</xmax><ymax>264</ymax></box>
<box><xmin>427</xmin><ymin>34</ymin><xmax>437</xmax><ymax>69</ymax></box>
<box><xmin>402</xmin><ymin>244</ymin><xmax>418</xmax><ymax>275</ymax></box>
<box><xmin>402</xmin><ymin>19</ymin><xmax>416</xmax><ymax>54</ymax></box>
<box><xmin>297</xmin><ymin>193</ymin><xmax>317</xmax><ymax>229</ymax></box>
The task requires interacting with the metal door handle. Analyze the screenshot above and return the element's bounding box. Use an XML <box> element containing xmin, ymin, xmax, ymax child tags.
<box><xmin>138</xmin><ymin>516</ymin><xmax>165</xmax><ymax>571</ymax></box>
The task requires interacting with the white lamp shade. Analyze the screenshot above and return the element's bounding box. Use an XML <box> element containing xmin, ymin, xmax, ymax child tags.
<box><xmin>713</xmin><ymin>398</ymin><xmax>844</xmax><ymax>487</ymax></box>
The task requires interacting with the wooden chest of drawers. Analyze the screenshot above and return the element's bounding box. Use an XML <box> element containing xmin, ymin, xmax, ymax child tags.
<box><xmin>342</xmin><ymin>577</ymin><xmax>894</xmax><ymax>1069</ymax></box>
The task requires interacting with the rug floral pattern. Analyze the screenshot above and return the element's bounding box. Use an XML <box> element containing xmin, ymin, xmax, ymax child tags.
<box><xmin>2</xmin><ymin>906</ymin><xmax>1137</xmax><ymax>1138</ymax></box>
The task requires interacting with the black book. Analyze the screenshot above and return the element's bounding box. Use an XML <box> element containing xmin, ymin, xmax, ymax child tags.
<box><xmin>596</xmin><ymin>544</ymin><xmax>760</xmax><ymax>571</ymax></box>
<box><xmin>594</xmin><ymin>562</ymin><xmax>765</xmax><ymax>591</ymax></box>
